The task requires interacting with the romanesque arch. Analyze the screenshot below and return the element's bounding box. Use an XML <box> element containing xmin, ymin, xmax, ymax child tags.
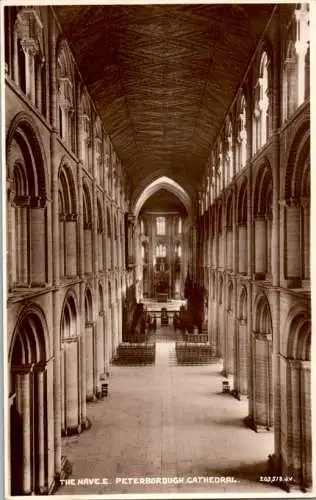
<box><xmin>60</xmin><ymin>291</ymin><xmax>80</xmax><ymax>435</ymax></box>
<box><xmin>96</xmin><ymin>283</ymin><xmax>107</xmax><ymax>389</ymax></box>
<box><xmin>226</xmin><ymin>193</ymin><xmax>233</xmax><ymax>271</ymax></box>
<box><xmin>253</xmin><ymin>160</ymin><xmax>273</xmax><ymax>279</ymax></box>
<box><xmin>7</xmin><ymin>113</ymin><xmax>48</xmax><ymax>289</ymax></box>
<box><xmin>225</xmin><ymin>280</ymin><xmax>235</xmax><ymax>376</ymax></box>
<box><xmin>9</xmin><ymin>305</ymin><xmax>51</xmax><ymax>495</ymax></box>
<box><xmin>84</xmin><ymin>287</ymin><xmax>95</xmax><ymax>400</ymax></box>
<box><xmin>283</xmin><ymin>124</ymin><xmax>310</xmax><ymax>286</ymax></box>
<box><xmin>97</xmin><ymin>198</ymin><xmax>104</xmax><ymax>272</ymax></box>
<box><xmin>234</xmin><ymin>286</ymin><xmax>248</xmax><ymax>398</ymax></box>
<box><xmin>58</xmin><ymin>162</ymin><xmax>77</xmax><ymax>278</ymax></box>
<box><xmin>281</xmin><ymin>306</ymin><xmax>311</xmax><ymax>489</ymax></box>
<box><xmin>217</xmin><ymin>273</ymin><xmax>224</xmax><ymax>357</ymax></box>
<box><xmin>252</xmin><ymin>293</ymin><xmax>273</xmax><ymax>430</ymax></box>
<box><xmin>83</xmin><ymin>182</ymin><xmax>93</xmax><ymax>275</ymax></box>
<box><xmin>237</xmin><ymin>178</ymin><xmax>247</xmax><ymax>275</ymax></box>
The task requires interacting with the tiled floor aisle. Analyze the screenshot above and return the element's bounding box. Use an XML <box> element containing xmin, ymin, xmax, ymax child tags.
<box><xmin>58</xmin><ymin>326</ymin><xmax>278</xmax><ymax>496</ymax></box>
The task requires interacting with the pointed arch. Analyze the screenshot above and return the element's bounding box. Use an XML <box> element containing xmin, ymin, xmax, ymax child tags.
<box><xmin>133</xmin><ymin>176</ymin><xmax>192</xmax><ymax>219</ymax></box>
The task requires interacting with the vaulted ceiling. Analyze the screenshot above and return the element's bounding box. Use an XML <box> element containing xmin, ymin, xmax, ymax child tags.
<box><xmin>55</xmin><ymin>4</ymin><xmax>274</xmax><ymax>200</ymax></box>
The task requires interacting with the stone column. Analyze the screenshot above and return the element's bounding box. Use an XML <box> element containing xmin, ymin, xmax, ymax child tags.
<box><xmin>14</xmin><ymin>366</ymin><xmax>33</xmax><ymax>494</ymax></box>
<box><xmin>254</xmin><ymin>215</ymin><xmax>267</xmax><ymax>278</ymax></box>
<box><xmin>299</xmin><ymin>361</ymin><xmax>312</xmax><ymax>488</ymax></box>
<box><xmin>235</xmin><ymin>318</ymin><xmax>248</xmax><ymax>397</ymax></box>
<box><xmin>97</xmin><ymin>310</ymin><xmax>105</xmax><ymax>392</ymax></box>
<box><xmin>252</xmin><ymin>332</ymin><xmax>273</xmax><ymax>430</ymax></box>
<box><xmin>84</xmin><ymin>220</ymin><xmax>93</xmax><ymax>275</ymax></box>
<box><xmin>78</xmin><ymin>157</ymin><xmax>87</xmax><ymax>425</ymax></box>
<box><xmin>238</xmin><ymin>224</ymin><xmax>247</xmax><ymax>274</ymax></box>
<box><xmin>30</xmin><ymin>195</ymin><xmax>47</xmax><ymax>285</ymax></box>
<box><xmin>64</xmin><ymin>340</ymin><xmax>80</xmax><ymax>432</ymax></box>
<box><xmin>50</xmin><ymin>21</ymin><xmax>61</xmax><ymax>475</ymax></box>
<box><xmin>85</xmin><ymin>322</ymin><xmax>95</xmax><ymax>401</ymax></box>
<box><xmin>65</xmin><ymin>214</ymin><xmax>78</xmax><ymax>277</ymax></box>
<box><xmin>34</xmin><ymin>364</ymin><xmax>47</xmax><ymax>493</ymax></box>
<box><xmin>127</xmin><ymin>212</ymin><xmax>136</xmax><ymax>268</ymax></box>
<box><xmin>284</xmin><ymin>199</ymin><xmax>301</xmax><ymax>283</ymax></box>
<box><xmin>92</xmin><ymin>177</ymin><xmax>98</xmax><ymax>276</ymax></box>
<box><xmin>245</xmin><ymin>281</ymin><xmax>253</xmax><ymax>426</ymax></box>
<box><xmin>232</xmin><ymin>187</ymin><xmax>237</xmax><ymax>274</ymax></box>
<box><xmin>45</xmin><ymin>357</ymin><xmax>54</xmax><ymax>491</ymax></box>
<box><xmin>302</xmin><ymin>198</ymin><xmax>310</xmax><ymax>280</ymax></box>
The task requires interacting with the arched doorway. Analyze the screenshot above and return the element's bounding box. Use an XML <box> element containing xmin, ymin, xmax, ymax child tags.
<box><xmin>251</xmin><ymin>294</ymin><xmax>273</xmax><ymax>431</ymax></box>
<box><xmin>225</xmin><ymin>280</ymin><xmax>234</xmax><ymax>376</ymax></box>
<box><xmin>60</xmin><ymin>293</ymin><xmax>81</xmax><ymax>435</ymax></box>
<box><xmin>9</xmin><ymin>308</ymin><xmax>51</xmax><ymax>495</ymax></box>
<box><xmin>282</xmin><ymin>310</ymin><xmax>311</xmax><ymax>489</ymax></box>
<box><xmin>217</xmin><ymin>273</ymin><xmax>224</xmax><ymax>358</ymax></box>
<box><xmin>234</xmin><ymin>286</ymin><xmax>248</xmax><ymax>398</ymax></box>
<box><xmin>85</xmin><ymin>287</ymin><xmax>95</xmax><ymax>401</ymax></box>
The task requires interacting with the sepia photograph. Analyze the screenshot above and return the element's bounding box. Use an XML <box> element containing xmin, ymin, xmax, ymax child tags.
<box><xmin>1</xmin><ymin>1</ymin><xmax>314</xmax><ymax>498</ymax></box>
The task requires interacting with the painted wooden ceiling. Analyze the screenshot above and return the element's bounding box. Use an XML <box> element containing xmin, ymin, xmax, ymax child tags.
<box><xmin>55</xmin><ymin>4</ymin><xmax>274</xmax><ymax>198</ymax></box>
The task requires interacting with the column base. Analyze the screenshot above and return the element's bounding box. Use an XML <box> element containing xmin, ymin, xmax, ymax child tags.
<box><xmin>86</xmin><ymin>394</ymin><xmax>97</xmax><ymax>402</ymax></box>
<box><xmin>230</xmin><ymin>389</ymin><xmax>247</xmax><ymax>401</ymax></box>
<box><xmin>244</xmin><ymin>415</ymin><xmax>273</xmax><ymax>432</ymax></box>
<box><xmin>82</xmin><ymin>417</ymin><xmax>92</xmax><ymax>430</ymax></box>
<box><xmin>48</xmin><ymin>476</ymin><xmax>59</xmax><ymax>495</ymax></box>
<box><xmin>61</xmin><ymin>423</ymin><xmax>82</xmax><ymax>437</ymax></box>
<box><xmin>53</xmin><ymin>456</ymin><xmax>73</xmax><ymax>493</ymax></box>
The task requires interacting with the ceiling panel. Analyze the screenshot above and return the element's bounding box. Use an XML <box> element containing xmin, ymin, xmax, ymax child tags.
<box><xmin>55</xmin><ymin>4</ymin><xmax>274</xmax><ymax>198</ymax></box>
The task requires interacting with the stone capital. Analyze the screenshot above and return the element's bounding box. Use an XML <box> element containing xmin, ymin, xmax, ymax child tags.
<box><xmin>11</xmin><ymin>363</ymin><xmax>34</xmax><ymax>374</ymax></box>
<box><xmin>66</xmin><ymin>213</ymin><xmax>78</xmax><ymax>222</ymax></box>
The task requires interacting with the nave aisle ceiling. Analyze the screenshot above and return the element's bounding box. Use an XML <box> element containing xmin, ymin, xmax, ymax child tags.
<box><xmin>55</xmin><ymin>4</ymin><xmax>274</xmax><ymax>198</ymax></box>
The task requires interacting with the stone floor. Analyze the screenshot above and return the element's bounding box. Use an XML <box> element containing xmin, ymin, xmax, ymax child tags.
<box><xmin>57</xmin><ymin>326</ymin><xmax>279</xmax><ymax>497</ymax></box>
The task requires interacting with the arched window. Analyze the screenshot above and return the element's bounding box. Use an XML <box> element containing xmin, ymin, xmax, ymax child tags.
<box><xmin>175</xmin><ymin>242</ymin><xmax>181</xmax><ymax>258</ymax></box>
<box><xmin>253</xmin><ymin>51</ymin><xmax>271</xmax><ymax>154</ymax></box>
<box><xmin>79</xmin><ymin>90</ymin><xmax>91</xmax><ymax>171</ymax></box>
<box><xmin>225</xmin><ymin>119</ymin><xmax>233</xmax><ymax>184</ymax></box>
<box><xmin>14</xmin><ymin>8</ymin><xmax>45</xmax><ymax>110</ymax></box>
<box><xmin>95</xmin><ymin>118</ymin><xmax>103</xmax><ymax>186</ymax></box>
<box><xmin>97</xmin><ymin>199</ymin><xmax>104</xmax><ymax>272</ymax></box>
<box><xmin>156</xmin><ymin>244</ymin><xmax>166</xmax><ymax>258</ymax></box>
<box><xmin>237</xmin><ymin>93</ymin><xmax>247</xmax><ymax>171</ymax></box>
<box><xmin>57</xmin><ymin>42</ymin><xmax>74</xmax><ymax>149</ymax></box>
<box><xmin>283</xmin><ymin>40</ymin><xmax>298</xmax><ymax>120</ymax></box>
<box><xmin>156</xmin><ymin>216</ymin><xmax>165</xmax><ymax>235</ymax></box>
<box><xmin>217</xmin><ymin>139</ymin><xmax>224</xmax><ymax>193</ymax></box>
<box><xmin>294</xmin><ymin>4</ymin><xmax>309</xmax><ymax>106</ymax></box>
<box><xmin>106</xmin><ymin>207</ymin><xmax>112</xmax><ymax>270</ymax></box>
<box><xmin>104</xmin><ymin>139</ymin><xmax>110</xmax><ymax>193</ymax></box>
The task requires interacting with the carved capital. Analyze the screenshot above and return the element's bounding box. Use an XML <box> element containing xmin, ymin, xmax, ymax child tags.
<box><xmin>66</xmin><ymin>213</ymin><xmax>78</xmax><ymax>222</ymax></box>
<box><xmin>14</xmin><ymin>194</ymin><xmax>30</xmax><ymax>207</ymax></box>
<box><xmin>16</xmin><ymin>8</ymin><xmax>43</xmax><ymax>57</ymax></box>
<box><xmin>30</xmin><ymin>195</ymin><xmax>46</xmax><ymax>208</ymax></box>
<box><xmin>11</xmin><ymin>363</ymin><xmax>34</xmax><ymax>374</ymax></box>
